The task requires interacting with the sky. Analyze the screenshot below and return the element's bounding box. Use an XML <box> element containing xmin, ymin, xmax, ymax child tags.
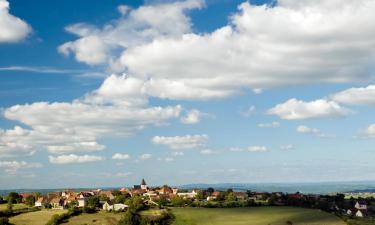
<box><xmin>1</xmin><ymin>0</ymin><xmax>375</xmax><ymax>189</ymax></box>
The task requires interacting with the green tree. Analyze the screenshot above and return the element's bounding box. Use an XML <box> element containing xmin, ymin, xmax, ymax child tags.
<box><xmin>6</xmin><ymin>192</ymin><xmax>21</xmax><ymax>204</ymax></box>
<box><xmin>25</xmin><ymin>195</ymin><xmax>35</xmax><ymax>206</ymax></box>
<box><xmin>196</xmin><ymin>190</ymin><xmax>204</xmax><ymax>200</ymax></box>
<box><xmin>171</xmin><ymin>196</ymin><xmax>185</xmax><ymax>206</ymax></box>
<box><xmin>87</xmin><ymin>196</ymin><xmax>100</xmax><ymax>209</ymax></box>
<box><xmin>225</xmin><ymin>192</ymin><xmax>237</xmax><ymax>202</ymax></box>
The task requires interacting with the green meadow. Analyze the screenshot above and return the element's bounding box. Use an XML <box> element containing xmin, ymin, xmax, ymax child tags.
<box><xmin>172</xmin><ymin>207</ymin><xmax>346</xmax><ymax>225</ymax></box>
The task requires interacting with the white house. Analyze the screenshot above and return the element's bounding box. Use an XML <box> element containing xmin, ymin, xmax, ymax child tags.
<box><xmin>77</xmin><ymin>197</ymin><xmax>87</xmax><ymax>207</ymax></box>
<box><xmin>177</xmin><ymin>190</ymin><xmax>198</xmax><ymax>199</ymax></box>
<box><xmin>355</xmin><ymin>201</ymin><xmax>367</xmax><ymax>210</ymax></box>
<box><xmin>356</xmin><ymin>210</ymin><xmax>367</xmax><ymax>217</ymax></box>
<box><xmin>103</xmin><ymin>201</ymin><xmax>114</xmax><ymax>211</ymax></box>
<box><xmin>102</xmin><ymin>201</ymin><xmax>128</xmax><ymax>211</ymax></box>
<box><xmin>114</xmin><ymin>203</ymin><xmax>128</xmax><ymax>211</ymax></box>
<box><xmin>35</xmin><ymin>197</ymin><xmax>45</xmax><ymax>207</ymax></box>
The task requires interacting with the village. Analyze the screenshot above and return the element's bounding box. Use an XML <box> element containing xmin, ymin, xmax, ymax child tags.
<box><xmin>1</xmin><ymin>179</ymin><xmax>374</xmax><ymax>220</ymax></box>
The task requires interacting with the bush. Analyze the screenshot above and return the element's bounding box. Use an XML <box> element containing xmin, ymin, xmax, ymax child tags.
<box><xmin>0</xmin><ymin>217</ymin><xmax>10</xmax><ymax>225</ymax></box>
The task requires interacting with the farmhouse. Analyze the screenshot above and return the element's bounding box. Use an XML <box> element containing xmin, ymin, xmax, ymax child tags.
<box><xmin>35</xmin><ymin>197</ymin><xmax>45</xmax><ymax>207</ymax></box>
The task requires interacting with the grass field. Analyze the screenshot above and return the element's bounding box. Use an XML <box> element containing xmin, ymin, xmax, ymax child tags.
<box><xmin>9</xmin><ymin>209</ymin><xmax>67</xmax><ymax>225</ymax></box>
<box><xmin>172</xmin><ymin>207</ymin><xmax>346</xmax><ymax>225</ymax></box>
<box><xmin>64</xmin><ymin>211</ymin><xmax>124</xmax><ymax>225</ymax></box>
<box><xmin>0</xmin><ymin>203</ymin><xmax>29</xmax><ymax>211</ymax></box>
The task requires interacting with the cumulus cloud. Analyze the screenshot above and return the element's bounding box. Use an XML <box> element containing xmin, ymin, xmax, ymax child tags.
<box><xmin>112</xmin><ymin>153</ymin><xmax>130</xmax><ymax>160</ymax></box>
<box><xmin>230</xmin><ymin>146</ymin><xmax>268</xmax><ymax>152</ymax></box>
<box><xmin>58</xmin><ymin>0</ymin><xmax>203</xmax><ymax>65</ymax></box>
<box><xmin>0</xmin><ymin>0</ymin><xmax>31</xmax><ymax>43</ymax></box>
<box><xmin>0</xmin><ymin>160</ymin><xmax>42</xmax><ymax>173</ymax></box>
<box><xmin>268</xmin><ymin>98</ymin><xmax>350</xmax><ymax>120</ymax></box>
<box><xmin>331</xmin><ymin>85</ymin><xmax>375</xmax><ymax>106</ymax></box>
<box><xmin>296</xmin><ymin>125</ymin><xmax>335</xmax><ymax>138</ymax></box>
<box><xmin>180</xmin><ymin>109</ymin><xmax>209</xmax><ymax>124</ymax></box>
<box><xmin>59</xmin><ymin>0</ymin><xmax>375</xmax><ymax>100</ymax></box>
<box><xmin>257</xmin><ymin>121</ymin><xmax>280</xmax><ymax>128</ymax></box>
<box><xmin>358</xmin><ymin>124</ymin><xmax>375</xmax><ymax>139</ymax></box>
<box><xmin>151</xmin><ymin>134</ymin><xmax>208</xmax><ymax>150</ymax></box>
<box><xmin>248</xmin><ymin>146</ymin><xmax>268</xmax><ymax>152</ymax></box>
<box><xmin>171</xmin><ymin>151</ymin><xmax>184</xmax><ymax>156</ymax></box>
<box><xmin>0</xmin><ymin>75</ymin><xmax>181</xmax><ymax>158</ymax></box>
<box><xmin>49</xmin><ymin>154</ymin><xmax>103</xmax><ymax>164</ymax></box>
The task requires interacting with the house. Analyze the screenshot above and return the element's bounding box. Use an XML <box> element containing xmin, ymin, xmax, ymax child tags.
<box><xmin>35</xmin><ymin>197</ymin><xmax>45</xmax><ymax>207</ymax></box>
<box><xmin>207</xmin><ymin>191</ymin><xmax>221</xmax><ymax>201</ymax></box>
<box><xmin>77</xmin><ymin>197</ymin><xmax>87</xmax><ymax>207</ymax></box>
<box><xmin>50</xmin><ymin>197</ymin><xmax>64</xmax><ymax>209</ymax></box>
<box><xmin>19</xmin><ymin>193</ymin><xmax>33</xmax><ymax>202</ymax></box>
<box><xmin>355</xmin><ymin>209</ymin><xmax>368</xmax><ymax>217</ymax></box>
<box><xmin>100</xmin><ymin>191</ymin><xmax>115</xmax><ymax>200</ymax></box>
<box><xmin>177</xmin><ymin>190</ymin><xmax>198</xmax><ymax>199</ymax></box>
<box><xmin>102</xmin><ymin>201</ymin><xmax>128</xmax><ymax>211</ymax></box>
<box><xmin>158</xmin><ymin>185</ymin><xmax>173</xmax><ymax>195</ymax></box>
<box><xmin>233</xmin><ymin>192</ymin><xmax>248</xmax><ymax>201</ymax></box>
<box><xmin>114</xmin><ymin>203</ymin><xmax>128</xmax><ymax>211</ymax></box>
<box><xmin>355</xmin><ymin>201</ymin><xmax>367</xmax><ymax>210</ymax></box>
<box><xmin>103</xmin><ymin>201</ymin><xmax>114</xmax><ymax>211</ymax></box>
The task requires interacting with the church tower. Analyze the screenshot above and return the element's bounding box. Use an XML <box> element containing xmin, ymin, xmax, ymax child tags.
<box><xmin>141</xmin><ymin>178</ymin><xmax>147</xmax><ymax>190</ymax></box>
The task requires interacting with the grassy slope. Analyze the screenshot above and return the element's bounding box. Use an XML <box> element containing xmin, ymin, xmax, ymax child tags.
<box><xmin>172</xmin><ymin>207</ymin><xmax>346</xmax><ymax>225</ymax></box>
<box><xmin>64</xmin><ymin>211</ymin><xmax>124</xmax><ymax>225</ymax></box>
<box><xmin>9</xmin><ymin>209</ymin><xmax>67</xmax><ymax>225</ymax></box>
<box><xmin>0</xmin><ymin>203</ymin><xmax>29</xmax><ymax>211</ymax></box>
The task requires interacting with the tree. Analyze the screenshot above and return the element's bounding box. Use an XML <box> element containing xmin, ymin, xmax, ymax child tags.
<box><xmin>171</xmin><ymin>196</ymin><xmax>185</xmax><ymax>206</ymax></box>
<box><xmin>6</xmin><ymin>192</ymin><xmax>21</xmax><ymax>204</ymax></box>
<box><xmin>6</xmin><ymin>202</ymin><xmax>13</xmax><ymax>212</ymax></box>
<box><xmin>25</xmin><ymin>195</ymin><xmax>35</xmax><ymax>206</ymax></box>
<box><xmin>225</xmin><ymin>192</ymin><xmax>237</xmax><ymax>202</ymax></box>
<box><xmin>206</xmin><ymin>188</ymin><xmax>214</xmax><ymax>195</ymax></box>
<box><xmin>196</xmin><ymin>190</ymin><xmax>204</xmax><ymax>200</ymax></box>
<box><xmin>87</xmin><ymin>196</ymin><xmax>100</xmax><ymax>209</ymax></box>
<box><xmin>112</xmin><ymin>190</ymin><xmax>122</xmax><ymax>196</ymax></box>
<box><xmin>0</xmin><ymin>217</ymin><xmax>10</xmax><ymax>225</ymax></box>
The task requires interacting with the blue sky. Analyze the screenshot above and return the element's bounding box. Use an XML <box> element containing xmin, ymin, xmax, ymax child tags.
<box><xmin>1</xmin><ymin>0</ymin><xmax>375</xmax><ymax>189</ymax></box>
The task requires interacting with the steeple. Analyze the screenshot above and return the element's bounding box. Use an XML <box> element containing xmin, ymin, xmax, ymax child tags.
<box><xmin>141</xmin><ymin>178</ymin><xmax>147</xmax><ymax>190</ymax></box>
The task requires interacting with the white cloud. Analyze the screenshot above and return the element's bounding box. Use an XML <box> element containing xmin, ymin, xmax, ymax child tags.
<box><xmin>257</xmin><ymin>121</ymin><xmax>280</xmax><ymax>128</ymax></box>
<box><xmin>117</xmin><ymin>5</ymin><xmax>131</xmax><ymax>16</ymax></box>
<box><xmin>358</xmin><ymin>124</ymin><xmax>375</xmax><ymax>138</ymax></box>
<box><xmin>171</xmin><ymin>151</ymin><xmax>184</xmax><ymax>156</ymax></box>
<box><xmin>180</xmin><ymin>109</ymin><xmax>208</xmax><ymax>124</ymax></box>
<box><xmin>331</xmin><ymin>85</ymin><xmax>375</xmax><ymax>106</ymax></box>
<box><xmin>0</xmin><ymin>0</ymin><xmax>31</xmax><ymax>43</ymax></box>
<box><xmin>0</xmin><ymin>75</ymin><xmax>181</xmax><ymax>158</ymax></box>
<box><xmin>111</xmin><ymin>0</ymin><xmax>375</xmax><ymax>100</ymax></box>
<box><xmin>49</xmin><ymin>154</ymin><xmax>103</xmax><ymax>164</ymax></box>
<box><xmin>139</xmin><ymin>153</ymin><xmax>152</xmax><ymax>160</ymax></box>
<box><xmin>112</xmin><ymin>153</ymin><xmax>130</xmax><ymax>160</ymax></box>
<box><xmin>151</xmin><ymin>134</ymin><xmax>208</xmax><ymax>149</ymax></box>
<box><xmin>230</xmin><ymin>146</ymin><xmax>268</xmax><ymax>152</ymax></box>
<box><xmin>200</xmin><ymin>149</ymin><xmax>217</xmax><ymax>155</ymax></box>
<box><xmin>296</xmin><ymin>125</ymin><xmax>320</xmax><ymax>134</ymax></box>
<box><xmin>58</xmin><ymin>0</ymin><xmax>203</xmax><ymax>66</ymax></box>
<box><xmin>280</xmin><ymin>144</ymin><xmax>294</xmax><ymax>150</ymax></box>
<box><xmin>240</xmin><ymin>106</ymin><xmax>256</xmax><ymax>117</ymax></box>
<box><xmin>0</xmin><ymin>160</ymin><xmax>42</xmax><ymax>173</ymax></box>
<box><xmin>296</xmin><ymin>125</ymin><xmax>335</xmax><ymax>138</ymax></box>
<box><xmin>268</xmin><ymin>98</ymin><xmax>350</xmax><ymax>120</ymax></box>
<box><xmin>248</xmin><ymin>146</ymin><xmax>268</xmax><ymax>153</ymax></box>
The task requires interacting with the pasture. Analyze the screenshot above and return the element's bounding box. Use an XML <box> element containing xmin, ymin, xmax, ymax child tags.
<box><xmin>172</xmin><ymin>207</ymin><xmax>346</xmax><ymax>225</ymax></box>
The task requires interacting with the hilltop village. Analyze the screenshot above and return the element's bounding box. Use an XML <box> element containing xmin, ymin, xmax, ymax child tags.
<box><xmin>1</xmin><ymin>179</ymin><xmax>375</xmax><ymax>221</ymax></box>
